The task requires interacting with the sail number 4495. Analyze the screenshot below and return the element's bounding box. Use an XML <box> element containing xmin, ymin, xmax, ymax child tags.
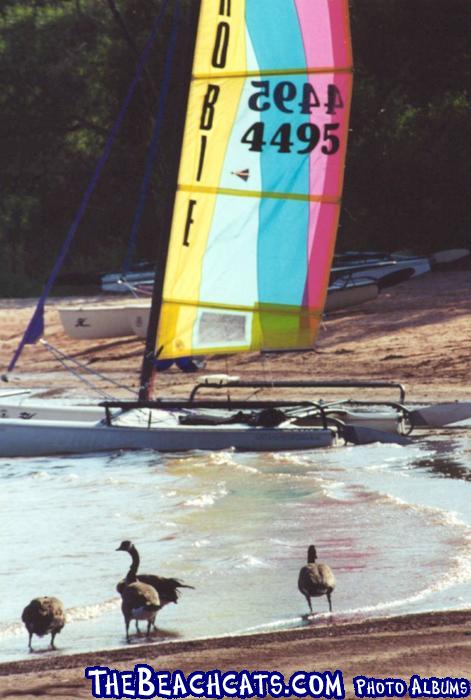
<box><xmin>242</xmin><ymin>122</ymin><xmax>340</xmax><ymax>155</ymax></box>
<box><xmin>242</xmin><ymin>80</ymin><xmax>344</xmax><ymax>155</ymax></box>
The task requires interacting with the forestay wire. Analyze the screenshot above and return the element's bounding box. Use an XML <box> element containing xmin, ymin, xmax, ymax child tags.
<box><xmin>39</xmin><ymin>340</ymin><xmax>136</xmax><ymax>399</ymax></box>
<box><xmin>5</xmin><ymin>0</ymin><xmax>173</xmax><ymax>376</ymax></box>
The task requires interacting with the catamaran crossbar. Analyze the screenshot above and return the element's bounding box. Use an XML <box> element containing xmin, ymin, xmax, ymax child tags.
<box><xmin>188</xmin><ymin>379</ymin><xmax>406</xmax><ymax>403</ymax></box>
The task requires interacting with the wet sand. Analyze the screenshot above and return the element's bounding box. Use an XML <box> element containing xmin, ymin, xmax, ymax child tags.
<box><xmin>0</xmin><ymin>611</ymin><xmax>470</xmax><ymax>698</ymax></box>
<box><xmin>0</xmin><ymin>269</ymin><xmax>470</xmax><ymax>697</ymax></box>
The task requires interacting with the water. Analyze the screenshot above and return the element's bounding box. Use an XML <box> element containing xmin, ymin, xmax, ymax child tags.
<box><xmin>0</xmin><ymin>433</ymin><xmax>470</xmax><ymax>663</ymax></box>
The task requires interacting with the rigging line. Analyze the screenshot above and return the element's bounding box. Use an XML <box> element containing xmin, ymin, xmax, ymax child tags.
<box><xmin>6</xmin><ymin>0</ymin><xmax>172</xmax><ymax>376</ymax></box>
<box><xmin>121</xmin><ymin>0</ymin><xmax>181</xmax><ymax>279</ymax></box>
<box><xmin>39</xmin><ymin>340</ymin><xmax>136</xmax><ymax>398</ymax></box>
<box><xmin>112</xmin><ymin>278</ymin><xmax>142</xmax><ymax>297</ymax></box>
<box><xmin>40</xmin><ymin>341</ymin><xmax>115</xmax><ymax>400</ymax></box>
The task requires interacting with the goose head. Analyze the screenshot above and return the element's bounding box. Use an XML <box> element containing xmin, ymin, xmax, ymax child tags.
<box><xmin>116</xmin><ymin>540</ymin><xmax>133</xmax><ymax>552</ymax></box>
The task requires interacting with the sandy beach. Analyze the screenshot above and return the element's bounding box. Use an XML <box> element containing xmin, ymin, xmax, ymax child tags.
<box><xmin>0</xmin><ymin>611</ymin><xmax>470</xmax><ymax>698</ymax></box>
<box><xmin>0</xmin><ymin>268</ymin><xmax>470</xmax><ymax>698</ymax></box>
<box><xmin>1</xmin><ymin>269</ymin><xmax>470</xmax><ymax>403</ymax></box>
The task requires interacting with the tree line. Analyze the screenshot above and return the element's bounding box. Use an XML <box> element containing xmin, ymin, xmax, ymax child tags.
<box><xmin>0</xmin><ymin>0</ymin><xmax>469</xmax><ymax>296</ymax></box>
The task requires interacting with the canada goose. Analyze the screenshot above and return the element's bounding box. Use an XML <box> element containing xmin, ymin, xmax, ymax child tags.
<box><xmin>116</xmin><ymin>540</ymin><xmax>194</xmax><ymax>608</ymax></box>
<box><xmin>298</xmin><ymin>545</ymin><xmax>335</xmax><ymax>614</ymax></box>
<box><xmin>119</xmin><ymin>566</ymin><xmax>161</xmax><ymax>643</ymax></box>
<box><xmin>21</xmin><ymin>596</ymin><xmax>65</xmax><ymax>651</ymax></box>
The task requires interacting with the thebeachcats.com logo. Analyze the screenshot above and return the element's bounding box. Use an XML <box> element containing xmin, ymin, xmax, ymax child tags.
<box><xmin>84</xmin><ymin>665</ymin><xmax>471</xmax><ymax>699</ymax></box>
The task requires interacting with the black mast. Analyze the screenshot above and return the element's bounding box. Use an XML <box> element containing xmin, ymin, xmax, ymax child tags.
<box><xmin>138</xmin><ymin>0</ymin><xmax>201</xmax><ymax>401</ymax></box>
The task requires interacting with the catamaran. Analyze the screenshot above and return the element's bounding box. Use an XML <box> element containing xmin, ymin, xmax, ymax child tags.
<box><xmin>1</xmin><ymin>1</ymin><xmax>469</xmax><ymax>458</ymax></box>
<box><xmin>0</xmin><ymin>0</ymin><xmax>354</xmax><ymax>456</ymax></box>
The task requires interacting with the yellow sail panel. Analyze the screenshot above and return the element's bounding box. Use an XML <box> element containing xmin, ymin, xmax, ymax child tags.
<box><xmin>192</xmin><ymin>1</ymin><xmax>247</xmax><ymax>78</ymax></box>
<box><xmin>176</xmin><ymin>77</ymin><xmax>245</xmax><ymax>185</ymax></box>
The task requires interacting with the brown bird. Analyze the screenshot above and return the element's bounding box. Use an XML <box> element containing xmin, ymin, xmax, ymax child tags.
<box><xmin>298</xmin><ymin>545</ymin><xmax>335</xmax><ymax>614</ymax></box>
<box><xmin>21</xmin><ymin>596</ymin><xmax>66</xmax><ymax>651</ymax></box>
<box><xmin>116</xmin><ymin>541</ymin><xmax>194</xmax><ymax>609</ymax></box>
<box><xmin>119</xmin><ymin>564</ymin><xmax>161</xmax><ymax>643</ymax></box>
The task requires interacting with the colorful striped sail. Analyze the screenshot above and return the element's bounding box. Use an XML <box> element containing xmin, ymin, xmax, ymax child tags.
<box><xmin>156</xmin><ymin>0</ymin><xmax>353</xmax><ymax>359</ymax></box>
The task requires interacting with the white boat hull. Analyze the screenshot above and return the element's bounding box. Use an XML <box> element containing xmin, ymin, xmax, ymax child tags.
<box><xmin>58</xmin><ymin>303</ymin><xmax>146</xmax><ymax>340</ymax></box>
<box><xmin>0</xmin><ymin>399</ymin><xmax>111</xmax><ymax>422</ymax></box>
<box><xmin>0</xmin><ymin>415</ymin><xmax>334</xmax><ymax>457</ymax></box>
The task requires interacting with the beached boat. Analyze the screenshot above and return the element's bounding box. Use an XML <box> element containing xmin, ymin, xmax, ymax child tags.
<box><xmin>100</xmin><ymin>261</ymin><xmax>154</xmax><ymax>294</ymax></box>
<box><xmin>330</xmin><ymin>248</ymin><xmax>468</xmax><ymax>285</ymax></box>
<box><xmin>57</xmin><ymin>300</ymin><xmax>149</xmax><ymax>340</ymax></box>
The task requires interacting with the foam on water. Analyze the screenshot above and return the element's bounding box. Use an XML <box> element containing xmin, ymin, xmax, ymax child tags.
<box><xmin>66</xmin><ymin>598</ymin><xmax>121</xmax><ymax>623</ymax></box>
<box><xmin>182</xmin><ymin>482</ymin><xmax>228</xmax><ymax>508</ymax></box>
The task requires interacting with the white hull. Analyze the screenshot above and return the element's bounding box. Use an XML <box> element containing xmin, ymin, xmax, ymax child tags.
<box><xmin>329</xmin><ymin>410</ymin><xmax>402</xmax><ymax>433</ymax></box>
<box><xmin>0</xmin><ymin>414</ymin><xmax>334</xmax><ymax>457</ymax></box>
<box><xmin>58</xmin><ymin>302</ymin><xmax>149</xmax><ymax>340</ymax></box>
<box><xmin>0</xmin><ymin>399</ymin><xmax>110</xmax><ymax>422</ymax></box>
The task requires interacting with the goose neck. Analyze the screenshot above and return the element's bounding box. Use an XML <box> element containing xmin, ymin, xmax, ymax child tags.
<box><xmin>129</xmin><ymin>545</ymin><xmax>140</xmax><ymax>572</ymax></box>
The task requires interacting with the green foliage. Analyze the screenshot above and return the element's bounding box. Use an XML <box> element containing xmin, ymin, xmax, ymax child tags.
<box><xmin>0</xmin><ymin>0</ymin><xmax>175</xmax><ymax>296</ymax></box>
<box><xmin>342</xmin><ymin>0</ymin><xmax>471</xmax><ymax>253</ymax></box>
<box><xmin>0</xmin><ymin>0</ymin><xmax>469</xmax><ymax>296</ymax></box>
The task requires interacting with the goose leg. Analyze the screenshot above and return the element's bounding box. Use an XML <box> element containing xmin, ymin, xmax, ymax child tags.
<box><xmin>304</xmin><ymin>594</ymin><xmax>313</xmax><ymax>614</ymax></box>
<box><xmin>327</xmin><ymin>592</ymin><xmax>333</xmax><ymax>613</ymax></box>
<box><xmin>135</xmin><ymin>620</ymin><xmax>140</xmax><ymax>634</ymax></box>
<box><xmin>50</xmin><ymin>632</ymin><xmax>57</xmax><ymax>650</ymax></box>
<box><xmin>28</xmin><ymin>632</ymin><xmax>33</xmax><ymax>652</ymax></box>
<box><xmin>125</xmin><ymin>618</ymin><xmax>131</xmax><ymax>643</ymax></box>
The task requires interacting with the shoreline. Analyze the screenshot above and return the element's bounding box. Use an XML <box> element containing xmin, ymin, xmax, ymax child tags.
<box><xmin>0</xmin><ymin>610</ymin><xmax>470</xmax><ymax>696</ymax></box>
